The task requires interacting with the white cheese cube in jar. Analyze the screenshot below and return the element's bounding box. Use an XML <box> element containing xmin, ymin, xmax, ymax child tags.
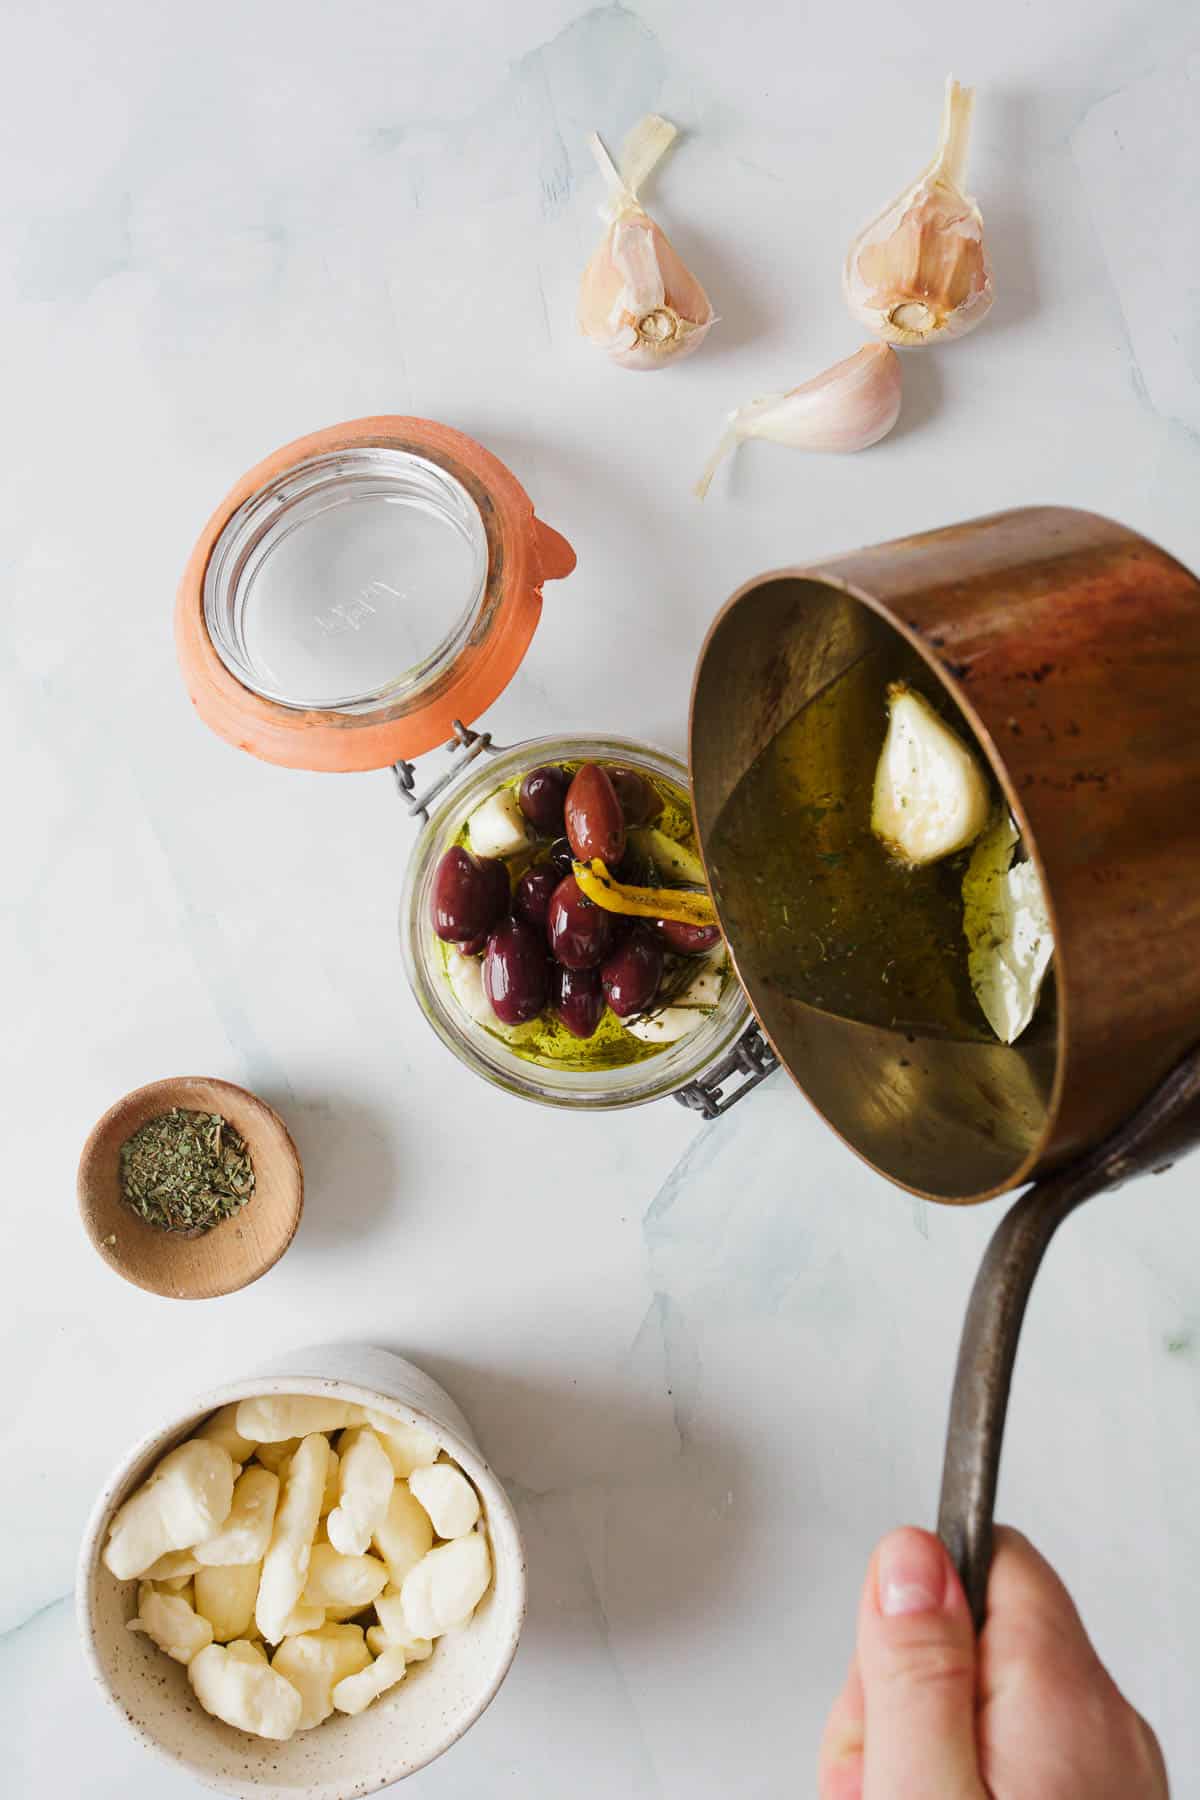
<box><xmin>466</xmin><ymin>788</ymin><xmax>530</xmax><ymax>859</ymax></box>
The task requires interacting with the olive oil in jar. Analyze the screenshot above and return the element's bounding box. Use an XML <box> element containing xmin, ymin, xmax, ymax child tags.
<box><xmin>707</xmin><ymin>638</ymin><xmax>1049</xmax><ymax>1042</ymax></box>
<box><xmin>445</xmin><ymin>764</ymin><xmax>717</xmax><ymax>1072</ymax></box>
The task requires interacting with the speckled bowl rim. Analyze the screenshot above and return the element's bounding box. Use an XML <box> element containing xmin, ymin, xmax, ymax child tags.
<box><xmin>77</xmin><ymin>1358</ymin><xmax>527</xmax><ymax>1797</ymax></box>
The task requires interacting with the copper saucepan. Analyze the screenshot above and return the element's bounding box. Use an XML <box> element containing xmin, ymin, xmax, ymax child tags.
<box><xmin>689</xmin><ymin>505</ymin><xmax>1200</xmax><ymax>1624</ymax></box>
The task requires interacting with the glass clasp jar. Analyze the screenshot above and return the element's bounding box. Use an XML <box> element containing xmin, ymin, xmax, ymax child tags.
<box><xmin>176</xmin><ymin>416</ymin><xmax>775</xmax><ymax>1115</ymax></box>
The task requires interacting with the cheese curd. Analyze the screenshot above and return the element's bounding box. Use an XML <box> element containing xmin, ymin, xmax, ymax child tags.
<box><xmin>194</xmin><ymin>1466</ymin><xmax>279</xmax><ymax>1566</ymax></box>
<box><xmin>256</xmin><ymin>1434</ymin><xmax>329</xmax><ymax>1644</ymax></box>
<box><xmin>363</xmin><ymin>1411</ymin><xmax>440</xmax><ymax>1478</ymax></box>
<box><xmin>104</xmin><ymin>1395</ymin><xmax>493</xmax><ymax>1741</ymax></box>
<box><xmin>128</xmin><ymin>1582</ymin><xmax>213</xmax><ymax>1664</ymax></box>
<box><xmin>326</xmin><ymin>1428</ymin><xmax>393</xmax><ymax>1556</ymax></box>
<box><xmin>372</xmin><ymin>1482</ymin><xmax>434</xmax><ymax>1585</ymax></box>
<box><xmin>271</xmin><ymin>1623</ymin><xmax>371</xmax><ymax>1730</ymax></box>
<box><xmin>301</xmin><ymin>1542</ymin><xmax>388</xmax><ymax>1610</ymax></box>
<box><xmin>408</xmin><ymin>1463</ymin><xmax>481</xmax><ymax>1539</ymax></box>
<box><xmin>189</xmin><ymin>1641</ymin><xmax>303</xmax><ymax>1740</ymax></box>
<box><xmin>333</xmin><ymin>1645</ymin><xmax>407</xmax><ymax>1716</ymax></box>
<box><xmin>236</xmin><ymin>1396</ymin><xmax>366</xmax><ymax>1443</ymax></box>
<box><xmin>194</xmin><ymin>1562</ymin><xmax>261</xmax><ymax>1643</ymax></box>
<box><xmin>104</xmin><ymin>1441</ymin><xmax>236</xmax><ymax>1581</ymax></box>
<box><xmin>399</xmin><ymin>1534</ymin><xmax>491</xmax><ymax>1639</ymax></box>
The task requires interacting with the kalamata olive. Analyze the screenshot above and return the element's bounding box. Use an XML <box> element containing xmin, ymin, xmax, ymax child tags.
<box><xmin>432</xmin><ymin>847</ymin><xmax>510</xmax><ymax>943</ymax></box>
<box><xmin>514</xmin><ymin>865</ymin><xmax>559</xmax><ymax>932</ymax></box>
<box><xmin>609</xmin><ymin>766</ymin><xmax>663</xmax><ymax>827</ymax></box>
<box><xmin>478</xmin><ymin>854</ymin><xmax>511</xmax><ymax>918</ymax></box>
<box><xmin>547</xmin><ymin>874</ymin><xmax>615</xmax><ymax>970</ymax></box>
<box><xmin>483</xmin><ymin>918</ymin><xmax>549</xmax><ymax>1024</ymax></box>
<box><xmin>651</xmin><ymin>917</ymin><xmax>723</xmax><ymax>956</ymax></box>
<box><xmin>551</xmin><ymin>965</ymin><xmax>604</xmax><ymax>1039</ymax></box>
<box><xmin>547</xmin><ymin>837</ymin><xmax>575</xmax><ymax>877</ymax></box>
<box><xmin>518</xmin><ymin>765</ymin><xmax>569</xmax><ymax>836</ymax></box>
<box><xmin>459</xmin><ymin>930</ymin><xmax>488</xmax><ymax>956</ymax></box>
<box><xmin>565</xmin><ymin>764</ymin><xmax>626</xmax><ymax>867</ymax></box>
<box><xmin>601</xmin><ymin>928</ymin><xmax>664</xmax><ymax>1018</ymax></box>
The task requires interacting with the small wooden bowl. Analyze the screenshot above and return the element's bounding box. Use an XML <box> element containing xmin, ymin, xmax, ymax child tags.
<box><xmin>78</xmin><ymin>1077</ymin><xmax>303</xmax><ymax>1299</ymax></box>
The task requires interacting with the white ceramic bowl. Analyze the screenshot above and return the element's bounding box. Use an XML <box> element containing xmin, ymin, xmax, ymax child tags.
<box><xmin>78</xmin><ymin>1344</ymin><xmax>526</xmax><ymax>1798</ymax></box>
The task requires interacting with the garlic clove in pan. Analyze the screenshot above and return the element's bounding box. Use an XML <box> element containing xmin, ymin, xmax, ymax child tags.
<box><xmin>871</xmin><ymin>683</ymin><xmax>990</xmax><ymax>866</ymax></box>
<box><xmin>844</xmin><ymin>75</ymin><xmax>993</xmax><ymax>347</ymax></box>
<box><xmin>578</xmin><ymin>114</ymin><xmax>714</xmax><ymax>370</ymax></box>
<box><xmin>694</xmin><ymin>344</ymin><xmax>901</xmax><ymax>498</ymax></box>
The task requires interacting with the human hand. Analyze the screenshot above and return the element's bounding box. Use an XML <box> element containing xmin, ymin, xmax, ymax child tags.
<box><xmin>818</xmin><ymin>1525</ymin><xmax>1167</xmax><ymax>1799</ymax></box>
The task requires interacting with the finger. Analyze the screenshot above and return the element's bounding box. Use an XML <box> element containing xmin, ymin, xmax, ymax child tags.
<box><xmin>818</xmin><ymin>1656</ymin><xmax>865</xmax><ymax>1800</ymax></box>
<box><xmin>980</xmin><ymin>1527</ymin><xmax>1104</xmax><ymax>1695</ymax></box>
<box><xmin>855</xmin><ymin>1527</ymin><xmax>983</xmax><ymax>1800</ymax></box>
<box><xmin>980</xmin><ymin>1527</ymin><xmax>1170</xmax><ymax>1797</ymax></box>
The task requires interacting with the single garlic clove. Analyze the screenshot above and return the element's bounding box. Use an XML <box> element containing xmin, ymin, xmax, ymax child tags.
<box><xmin>695</xmin><ymin>344</ymin><xmax>901</xmax><ymax>498</ymax></box>
<box><xmin>871</xmin><ymin>684</ymin><xmax>991</xmax><ymax>866</ymax></box>
<box><xmin>844</xmin><ymin>75</ymin><xmax>993</xmax><ymax>347</ymax></box>
<box><xmin>578</xmin><ymin>115</ymin><xmax>714</xmax><ymax>371</ymax></box>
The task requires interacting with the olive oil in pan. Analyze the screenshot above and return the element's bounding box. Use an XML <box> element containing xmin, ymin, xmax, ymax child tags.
<box><xmin>707</xmin><ymin>638</ymin><xmax>1056</xmax><ymax>1042</ymax></box>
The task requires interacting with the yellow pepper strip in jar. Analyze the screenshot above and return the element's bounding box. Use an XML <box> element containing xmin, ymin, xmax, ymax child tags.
<box><xmin>572</xmin><ymin>859</ymin><xmax>718</xmax><ymax>928</ymax></box>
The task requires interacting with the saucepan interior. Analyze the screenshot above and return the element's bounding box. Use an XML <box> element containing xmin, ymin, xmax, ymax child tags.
<box><xmin>690</xmin><ymin>573</ymin><xmax>1060</xmax><ymax>1202</ymax></box>
<box><xmin>690</xmin><ymin>507</ymin><xmax>1200</xmax><ymax>1205</ymax></box>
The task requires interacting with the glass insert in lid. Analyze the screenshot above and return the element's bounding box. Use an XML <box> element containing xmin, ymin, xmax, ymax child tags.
<box><xmin>203</xmin><ymin>448</ymin><xmax>489</xmax><ymax>714</ymax></box>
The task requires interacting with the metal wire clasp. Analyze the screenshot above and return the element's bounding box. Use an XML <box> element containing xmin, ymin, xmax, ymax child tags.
<box><xmin>391</xmin><ymin>720</ymin><xmax>508</xmax><ymax>825</ymax></box>
<box><xmin>674</xmin><ymin>1024</ymin><xmax>779</xmax><ymax>1119</ymax></box>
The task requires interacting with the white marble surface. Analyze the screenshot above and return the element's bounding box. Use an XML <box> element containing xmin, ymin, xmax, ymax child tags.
<box><xmin>3</xmin><ymin>1</ymin><xmax>1200</xmax><ymax>1793</ymax></box>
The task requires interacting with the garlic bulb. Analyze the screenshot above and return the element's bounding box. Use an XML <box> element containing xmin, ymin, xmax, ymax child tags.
<box><xmin>871</xmin><ymin>684</ymin><xmax>990</xmax><ymax>866</ymax></box>
<box><xmin>578</xmin><ymin>114</ymin><xmax>714</xmax><ymax>371</ymax></box>
<box><xmin>844</xmin><ymin>76</ymin><xmax>993</xmax><ymax>347</ymax></box>
<box><xmin>694</xmin><ymin>344</ymin><xmax>900</xmax><ymax>498</ymax></box>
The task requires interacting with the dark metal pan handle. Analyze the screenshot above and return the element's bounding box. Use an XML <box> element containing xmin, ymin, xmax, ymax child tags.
<box><xmin>937</xmin><ymin>1045</ymin><xmax>1200</xmax><ymax>1629</ymax></box>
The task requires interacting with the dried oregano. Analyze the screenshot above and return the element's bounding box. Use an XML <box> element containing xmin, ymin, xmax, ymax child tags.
<box><xmin>119</xmin><ymin>1108</ymin><xmax>255</xmax><ymax>1235</ymax></box>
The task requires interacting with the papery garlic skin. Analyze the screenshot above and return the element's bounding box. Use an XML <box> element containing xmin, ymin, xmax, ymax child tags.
<box><xmin>578</xmin><ymin>115</ymin><xmax>714</xmax><ymax>370</ymax></box>
<box><xmin>695</xmin><ymin>344</ymin><xmax>901</xmax><ymax>498</ymax></box>
<box><xmin>844</xmin><ymin>77</ymin><xmax>993</xmax><ymax>347</ymax></box>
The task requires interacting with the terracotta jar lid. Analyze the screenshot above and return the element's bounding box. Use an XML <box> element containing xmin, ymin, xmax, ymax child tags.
<box><xmin>176</xmin><ymin>416</ymin><xmax>576</xmax><ymax>773</ymax></box>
